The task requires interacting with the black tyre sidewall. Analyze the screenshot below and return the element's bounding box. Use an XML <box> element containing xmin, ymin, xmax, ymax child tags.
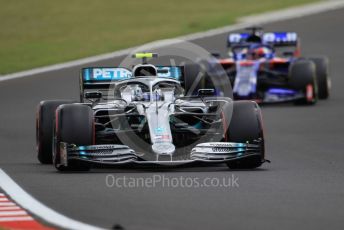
<box><xmin>183</xmin><ymin>63</ymin><xmax>205</xmax><ymax>95</ymax></box>
<box><xmin>289</xmin><ymin>60</ymin><xmax>318</xmax><ymax>105</ymax></box>
<box><xmin>309</xmin><ymin>57</ymin><xmax>330</xmax><ymax>99</ymax></box>
<box><xmin>53</xmin><ymin>104</ymin><xmax>94</xmax><ymax>171</ymax></box>
<box><xmin>222</xmin><ymin>101</ymin><xmax>265</xmax><ymax>169</ymax></box>
<box><xmin>36</xmin><ymin>100</ymin><xmax>74</xmax><ymax>164</ymax></box>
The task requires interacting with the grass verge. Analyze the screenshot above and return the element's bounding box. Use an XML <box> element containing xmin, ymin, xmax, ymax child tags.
<box><xmin>0</xmin><ymin>0</ymin><xmax>319</xmax><ymax>74</ymax></box>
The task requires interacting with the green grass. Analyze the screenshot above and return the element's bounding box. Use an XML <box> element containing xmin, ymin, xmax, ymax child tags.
<box><xmin>0</xmin><ymin>0</ymin><xmax>320</xmax><ymax>74</ymax></box>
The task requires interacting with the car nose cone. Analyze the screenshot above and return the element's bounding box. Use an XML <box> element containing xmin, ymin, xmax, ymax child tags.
<box><xmin>152</xmin><ymin>143</ymin><xmax>175</xmax><ymax>155</ymax></box>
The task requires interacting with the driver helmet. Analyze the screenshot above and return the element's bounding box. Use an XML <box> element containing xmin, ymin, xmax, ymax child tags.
<box><xmin>247</xmin><ymin>46</ymin><xmax>269</xmax><ymax>60</ymax></box>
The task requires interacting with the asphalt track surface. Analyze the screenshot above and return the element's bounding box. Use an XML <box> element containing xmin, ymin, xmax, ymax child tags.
<box><xmin>1</xmin><ymin>8</ymin><xmax>344</xmax><ymax>230</ymax></box>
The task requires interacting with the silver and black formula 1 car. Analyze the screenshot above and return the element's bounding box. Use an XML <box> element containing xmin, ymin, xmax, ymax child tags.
<box><xmin>206</xmin><ymin>26</ymin><xmax>330</xmax><ymax>105</ymax></box>
<box><xmin>36</xmin><ymin>53</ymin><xmax>267</xmax><ymax>171</ymax></box>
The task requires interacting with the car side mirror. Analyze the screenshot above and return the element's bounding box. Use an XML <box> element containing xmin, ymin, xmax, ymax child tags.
<box><xmin>198</xmin><ymin>89</ymin><xmax>215</xmax><ymax>96</ymax></box>
<box><xmin>85</xmin><ymin>91</ymin><xmax>102</xmax><ymax>99</ymax></box>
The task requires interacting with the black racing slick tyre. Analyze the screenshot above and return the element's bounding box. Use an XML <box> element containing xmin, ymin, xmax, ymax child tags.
<box><xmin>184</xmin><ymin>62</ymin><xmax>231</xmax><ymax>97</ymax></box>
<box><xmin>309</xmin><ymin>57</ymin><xmax>330</xmax><ymax>99</ymax></box>
<box><xmin>183</xmin><ymin>63</ymin><xmax>206</xmax><ymax>96</ymax></box>
<box><xmin>221</xmin><ymin>101</ymin><xmax>265</xmax><ymax>169</ymax></box>
<box><xmin>53</xmin><ymin>104</ymin><xmax>94</xmax><ymax>171</ymax></box>
<box><xmin>289</xmin><ymin>60</ymin><xmax>318</xmax><ymax>105</ymax></box>
<box><xmin>36</xmin><ymin>100</ymin><xmax>75</xmax><ymax>164</ymax></box>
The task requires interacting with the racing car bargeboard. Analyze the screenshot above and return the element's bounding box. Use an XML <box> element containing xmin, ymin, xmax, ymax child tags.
<box><xmin>36</xmin><ymin>53</ymin><xmax>267</xmax><ymax>171</ymax></box>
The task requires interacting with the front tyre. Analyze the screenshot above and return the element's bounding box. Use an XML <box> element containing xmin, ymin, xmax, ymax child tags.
<box><xmin>53</xmin><ymin>104</ymin><xmax>94</xmax><ymax>171</ymax></box>
<box><xmin>289</xmin><ymin>60</ymin><xmax>318</xmax><ymax>105</ymax></box>
<box><xmin>309</xmin><ymin>57</ymin><xmax>330</xmax><ymax>99</ymax></box>
<box><xmin>221</xmin><ymin>101</ymin><xmax>265</xmax><ymax>169</ymax></box>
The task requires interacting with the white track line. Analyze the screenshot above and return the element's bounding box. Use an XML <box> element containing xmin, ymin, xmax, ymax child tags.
<box><xmin>239</xmin><ymin>0</ymin><xmax>344</xmax><ymax>24</ymax></box>
<box><xmin>0</xmin><ymin>0</ymin><xmax>343</xmax><ymax>82</ymax></box>
<box><xmin>0</xmin><ymin>169</ymin><xmax>104</xmax><ymax>230</ymax></box>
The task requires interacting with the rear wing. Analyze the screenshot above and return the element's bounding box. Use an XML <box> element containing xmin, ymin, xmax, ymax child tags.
<box><xmin>79</xmin><ymin>66</ymin><xmax>184</xmax><ymax>101</ymax></box>
<box><xmin>227</xmin><ymin>32</ymin><xmax>299</xmax><ymax>47</ymax></box>
<box><xmin>262</xmin><ymin>32</ymin><xmax>298</xmax><ymax>47</ymax></box>
<box><xmin>227</xmin><ymin>33</ymin><xmax>250</xmax><ymax>47</ymax></box>
<box><xmin>79</xmin><ymin>67</ymin><xmax>131</xmax><ymax>101</ymax></box>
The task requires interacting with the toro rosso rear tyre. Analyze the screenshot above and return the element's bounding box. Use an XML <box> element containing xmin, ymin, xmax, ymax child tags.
<box><xmin>289</xmin><ymin>60</ymin><xmax>318</xmax><ymax>105</ymax></box>
<box><xmin>309</xmin><ymin>57</ymin><xmax>330</xmax><ymax>99</ymax></box>
<box><xmin>221</xmin><ymin>101</ymin><xmax>265</xmax><ymax>169</ymax></box>
<box><xmin>53</xmin><ymin>104</ymin><xmax>94</xmax><ymax>171</ymax></box>
<box><xmin>36</xmin><ymin>100</ymin><xmax>75</xmax><ymax>164</ymax></box>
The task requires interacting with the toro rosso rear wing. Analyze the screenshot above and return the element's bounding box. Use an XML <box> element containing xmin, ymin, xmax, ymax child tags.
<box><xmin>227</xmin><ymin>32</ymin><xmax>299</xmax><ymax>47</ymax></box>
<box><xmin>79</xmin><ymin>66</ymin><xmax>184</xmax><ymax>101</ymax></box>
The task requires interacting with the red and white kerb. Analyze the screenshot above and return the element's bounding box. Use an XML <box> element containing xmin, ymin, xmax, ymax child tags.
<box><xmin>0</xmin><ymin>192</ymin><xmax>53</xmax><ymax>230</ymax></box>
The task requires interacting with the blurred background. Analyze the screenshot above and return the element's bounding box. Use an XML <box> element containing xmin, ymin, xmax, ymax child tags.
<box><xmin>0</xmin><ymin>0</ymin><xmax>318</xmax><ymax>74</ymax></box>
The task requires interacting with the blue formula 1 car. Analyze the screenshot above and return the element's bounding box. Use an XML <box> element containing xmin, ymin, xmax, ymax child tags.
<box><xmin>211</xmin><ymin>27</ymin><xmax>330</xmax><ymax>105</ymax></box>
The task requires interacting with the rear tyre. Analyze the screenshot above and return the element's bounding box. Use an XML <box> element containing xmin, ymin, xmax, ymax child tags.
<box><xmin>183</xmin><ymin>63</ymin><xmax>206</xmax><ymax>95</ymax></box>
<box><xmin>36</xmin><ymin>100</ymin><xmax>75</xmax><ymax>164</ymax></box>
<box><xmin>309</xmin><ymin>57</ymin><xmax>330</xmax><ymax>99</ymax></box>
<box><xmin>53</xmin><ymin>104</ymin><xmax>94</xmax><ymax>171</ymax></box>
<box><xmin>289</xmin><ymin>60</ymin><xmax>318</xmax><ymax>105</ymax></box>
<box><xmin>184</xmin><ymin>62</ymin><xmax>231</xmax><ymax>97</ymax></box>
<box><xmin>221</xmin><ymin>101</ymin><xmax>265</xmax><ymax>169</ymax></box>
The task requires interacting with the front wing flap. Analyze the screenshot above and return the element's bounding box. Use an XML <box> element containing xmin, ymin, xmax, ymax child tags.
<box><xmin>59</xmin><ymin>140</ymin><xmax>263</xmax><ymax>167</ymax></box>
